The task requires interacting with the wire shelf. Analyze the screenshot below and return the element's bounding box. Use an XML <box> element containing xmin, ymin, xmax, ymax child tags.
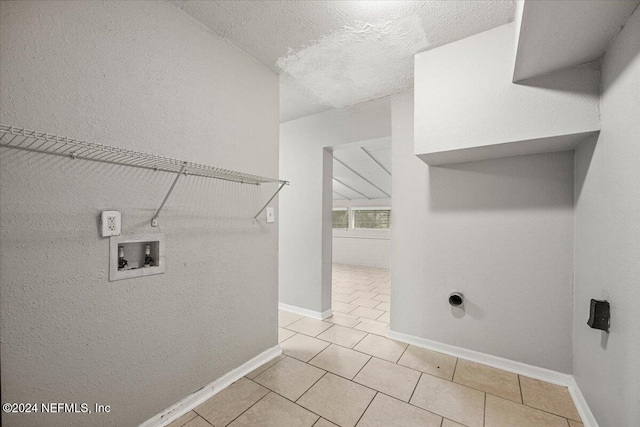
<box><xmin>0</xmin><ymin>124</ymin><xmax>288</xmax><ymax>225</ymax></box>
<box><xmin>0</xmin><ymin>124</ymin><xmax>287</xmax><ymax>186</ymax></box>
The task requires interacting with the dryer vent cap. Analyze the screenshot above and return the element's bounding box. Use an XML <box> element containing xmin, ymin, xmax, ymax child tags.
<box><xmin>449</xmin><ymin>292</ymin><xmax>464</xmax><ymax>307</ymax></box>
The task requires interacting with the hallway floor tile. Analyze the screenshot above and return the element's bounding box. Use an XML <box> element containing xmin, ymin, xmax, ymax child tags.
<box><xmin>186</xmin><ymin>264</ymin><xmax>583</xmax><ymax>427</ymax></box>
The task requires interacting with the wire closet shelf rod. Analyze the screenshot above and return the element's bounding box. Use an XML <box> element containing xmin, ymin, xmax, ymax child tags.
<box><xmin>0</xmin><ymin>124</ymin><xmax>288</xmax><ymax>225</ymax></box>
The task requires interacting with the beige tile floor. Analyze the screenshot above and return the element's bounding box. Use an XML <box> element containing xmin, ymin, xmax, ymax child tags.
<box><xmin>169</xmin><ymin>264</ymin><xmax>584</xmax><ymax>427</ymax></box>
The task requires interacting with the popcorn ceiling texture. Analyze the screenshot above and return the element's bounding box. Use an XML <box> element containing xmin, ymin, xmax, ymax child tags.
<box><xmin>276</xmin><ymin>18</ymin><xmax>429</xmax><ymax>108</ymax></box>
<box><xmin>171</xmin><ymin>0</ymin><xmax>515</xmax><ymax>122</ymax></box>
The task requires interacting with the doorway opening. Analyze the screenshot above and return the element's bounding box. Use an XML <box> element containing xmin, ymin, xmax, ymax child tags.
<box><xmin>328</xmin><ymin>137</ymin><xmax>391</xmax><ymax>334</ymax></box>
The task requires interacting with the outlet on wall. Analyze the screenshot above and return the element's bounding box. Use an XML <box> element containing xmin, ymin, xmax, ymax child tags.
<box><xmin>101</xmin><ymin>211</ymin><xmax>122</xmax><ymax>237</ymax></box>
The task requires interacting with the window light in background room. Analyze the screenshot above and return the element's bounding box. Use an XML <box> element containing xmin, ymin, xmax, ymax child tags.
<box><xmin>332</xmin><ymin>208</ymin><xmax>349</xmax><ymax>229</ymax></box>
<box><xmin>353</xmin><ymin>208</ymin><xmax>391</xmax><ymax>229</ymax></box>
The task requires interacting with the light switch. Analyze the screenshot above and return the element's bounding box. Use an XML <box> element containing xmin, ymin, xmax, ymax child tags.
<box><xmin>266</xmin><ymin>207</ymin><xmax>275</xmax><ymax>223</ymax></box>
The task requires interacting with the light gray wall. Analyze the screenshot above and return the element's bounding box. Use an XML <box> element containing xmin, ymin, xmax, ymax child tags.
<box><xmin>391</xmin><ymin>92</ymin><xmax>575</xmax><ymax>373</ymax></box>
<box><xmin>332</xmin><ymin>198</ymin><xmax>391</xmax><ymax>269</ymax></box>
<box><xmin>332</xmin><ymin>235</ymin><xmax>390</xmax><ymax>269</ymax></box>
<box><xmin>414</xmin><ymin>22</ymin><xmax>600</xmax><ymax>159</ymax></box>
<box><xmin>573</xmin><ymin>7</ymin><xmax>640</xmax><ymax>426</ymax></box>
<box><xmin>0</xmin><ymin>1</ymin><xmax>279</xmax><ymax>426</ymax></box>
<box><xmin>280</xmin><ymin>98</ymin><xmax>391</xmax><ymax>313</ymax></box>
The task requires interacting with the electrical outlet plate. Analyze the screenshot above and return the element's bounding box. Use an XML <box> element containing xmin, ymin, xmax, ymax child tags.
<box><xmin>266</xmin><ymin>207</ymin><xmax>275</xmax><ymax>223</ymax></box>
<box><xmin>101</xmin><ymin>211</ymin><xmax>122</xmax><ymax>237</ymax></box>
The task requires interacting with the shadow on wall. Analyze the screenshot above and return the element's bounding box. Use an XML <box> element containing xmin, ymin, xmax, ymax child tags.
<box><xmin>0</xmin><ymin>147</ymin><xmax>272</xmax><ymax>237</ymax></box>
<box><xmin>451</xmin><ymin>297</ymin><xmax>484</xmax><ymax>320</ymax></box>
<box><xmin>515</xmin><ymin>22</ymin><xmax>640</xmax><ymax>96</ymax></box>
<box><xmin>514</xmin><ymin>61</ymin><xmax>601</xmax><ymax>96</ymax></box>
<box><xmin>574</xmin><ymin>133</ymin><xmax>599</xmax><ymax>203</ymax></box>
<box><xmin>429</xmin><ymin>151</ymin><xmax>575</xmax><ymax>212</ymax></box>
<box><xmin>602</xmin><ymin>26</ymin><xmax>640</xmax><ymax>95</ymax></box>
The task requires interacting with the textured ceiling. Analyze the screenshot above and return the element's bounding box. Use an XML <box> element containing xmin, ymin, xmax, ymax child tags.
<box><xmin>171</xmin><ymin>1</ymin><xmax>515</xmax><ymax>122</ymax></box>
<box><xmin>333</xmin><ymin>137</ymin><xmax>392</xmax><ymax>200</ymax></box>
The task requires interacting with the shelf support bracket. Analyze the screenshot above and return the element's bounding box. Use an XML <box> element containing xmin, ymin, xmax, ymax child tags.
<box><xmin>253</xmin><ymin>182</ymin><xmax>287</xmax><ymax>224</ymax></box>
<box><xmin>151</xmin><ymin>163</ymin><xmax>187</xmax><ymax>227</ymax></box>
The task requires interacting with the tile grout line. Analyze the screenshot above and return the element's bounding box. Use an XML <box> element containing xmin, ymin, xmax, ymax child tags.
<box><xmin>284</xmin><ymin>333</ymin><xmax>422</xmax><ymax>409</ymax></box>
<box><xmin>194</xmin><ymin>415</ymin><xmax>215</xmax><ymax>427</ymax></box>
<box><xmin>249</xmin><ymin>354</ymin><xmax>288</xmax><ymax>381</ymax></box>
<box><xmin>395</xmin><ymin>341</ymin><xmax>410</xmax><ymax>365</ymax></box>
<box><xmin>318</xmin><ymin>360</ymin><xmax>450</xmax><ymax>418</ymax></box>
<box><xmin>408</xmin><ymin>372</ymin><xmax>422</xmax><ymax>404</ymax></box>
<box><xmin>353</xmin><ymin>391</ymin><xmax>378</xmax><ymax>427</ymax></box>
<box><xmin>294</xmin><ymin>371</ymin><xmax>328</xmax><ymax>404</ymax></box>
<box><xmin>446</xmin><ymin>372</ymin><xmax>579</xmax><ymax>422</ymax></box>
<box><xmin>284</xmin><ymin>319</ymin><xmax>334</xmax><ymax>338</ymax></box>
<box><xmin>289</xmin><ymin>374</ymin><xmax>337</xmax><ymax>424</ymax></box>
<box><xmin>517</xmin><ymin>402</ymin><xmax>584</xmax><ymax>423</ymax></box>
<box><xmin>351</xmin><ymin>331</ymin><xmax>371</xmax><ymax>349</ymax></box>
<box><xmin>285</xmin><ymin>328</ymin><xmax>387</xmax><ymax>355</ymax></box>
<box><xmin>517</xmin><ymin>374</ymin><xmax>524</xmax><ymax>404</ymax></box>
<box><xmin>401</xmin><ymin>351</ymin><xmax>548</xmax><ymax>411</ymax></box>
<box><xmin>220</xmin><ymin>389</ymin><xmax>272</xmax><ymax>427</ymax></box>
<box><xmin>245</xmin><ymin>377</ymin><xmax>326</xmax><ymax>423</ymax></box>
<box><xmin>351</xmin><ymin>352</ymin><xmax>374</xmax><ymax>380</ymax></box>
<box><xmin>357</xmin><ymin>385</ymin><xmax>451</xmax><ymax>419</ymax></box>
<box><xmin>317</xmin><ymin>323</ymin><xmax>336</xmax><ymax>338</ymax></box>
<box><xmin>452</xmin><ymin>356</ymin><xmax>460</xmax><ymax>381</ymax></box>
<box><xmin>483</xmin><ymin>390</ymin><xmax>487</xmax><ymax>427</ymax></box>
<box><xmin>173</xmin><ymin>412</ymin><xmax>202</xmax><ymax>427</ymax></box>
<box><xmin>277</xmin><ymin>331</ymin><xmax>298</xmax><ymax>345</ymax></box>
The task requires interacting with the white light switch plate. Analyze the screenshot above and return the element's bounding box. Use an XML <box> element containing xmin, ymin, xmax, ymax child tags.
<box><xmin>266</xmin><ymin>207</ymin><xmax>275</xmax><ymax>223</ymax></box>
<box><xmin>101</xmin><ymin>211</ymin><xmax>122</xmax><ymax>237</ymax></box>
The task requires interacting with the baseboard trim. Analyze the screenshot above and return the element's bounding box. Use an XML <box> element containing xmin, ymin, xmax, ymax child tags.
<box><xmin>568</xmin><ymin>378</ymin><xmax>600</xmax><ymax>427</ymax></box>
<box><xmin>279</xmin><ymin>302</ymin><xmax>332</xmax><ymax>320</ymax></box>
<box><xmin>388</xmin><ymin>330</ymin><xmax>572</xmax><ymax>386</ymax></box>
<box><xmin>388</xmin><ymin>330</ymin><xmax>602</xmax><ymax>427</ymax></box>
<box><xmin>139</xmin><ymin>345</ymin><xmax>282</xmax><ymax>427</ymax></box>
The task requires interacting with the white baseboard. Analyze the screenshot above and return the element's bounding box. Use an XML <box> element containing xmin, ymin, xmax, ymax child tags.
<box><xmin>388</xmin><ymin>330</ymin><xmax>572</xmax><ymax>386</ymax></box>
<box><xmin>319</xmin><ymin>308</ymin><xmax>332</xmax><ymax>319</ymax></box>
<box><xmin>139</xmin><ymin>345</ymin><xmax>282</xmax><ymax>427</ymax></box>
<box><xmin>388</xmin><ymin>330</ymin><xmax>602</xmax><ymax>426</ymax></box>
<box><xmin>279</xmin><ymin>302</ymin><xmax>332</xmax><ymax>320</ymax></box>
<box><xmin>568</xmin><ymin>378</ymin><xmax>600</xmax><ymax>427</ymax></box>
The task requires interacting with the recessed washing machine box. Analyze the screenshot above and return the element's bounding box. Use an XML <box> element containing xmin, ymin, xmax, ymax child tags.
<box><xmin>109</xmin><ymin>234</ymin><xmax>165</xmax><ymax>282</ymax></box>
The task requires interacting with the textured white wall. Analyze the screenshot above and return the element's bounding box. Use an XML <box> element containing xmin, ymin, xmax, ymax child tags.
<box><xmin>332</xmin><ymin>235</ymin><xmax>390</xmax><ymax>269</ymax></box>
<box><xmin>280</xmin><ymin>98</ymin><xmax>391</xmax><ymax>313</ymax></box>
<box><xmin>513</xmin><ymin>0</ymin><xmax>640</xmax><ymax>82</ymax></box>
<box><xmin>414</xmin><ymin>22</ymin><xmax>600</xmax><ymax>162</ymax></box>
<box><xmin>574</xmin><ymin>7</ymin><xmax>640</xmax><ymax>426</ymax></box>
<box><xmin>0</xmin><ymin>1</ymin><xmax>279</xmax><ymax>426</ymax></box>
<box><xmin>332</xmin><ymin>198</ymin><xmax>391</xmax><ymax>269</ymax></box>
<box><xmin>391</xmin><ymin>92</ymin><xmax>575</xmax><ymax>373</ymax></box>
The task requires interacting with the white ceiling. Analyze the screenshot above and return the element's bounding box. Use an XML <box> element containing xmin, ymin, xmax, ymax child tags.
<box><xmin>332</xmin><ymin>137</ymin><xmax>392</xmax><ymax>200</ymax></box>
<box><xmin>171</xmin><ymin>1</ymin><xmax>515</xmax><ymax>122</ymax></box>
